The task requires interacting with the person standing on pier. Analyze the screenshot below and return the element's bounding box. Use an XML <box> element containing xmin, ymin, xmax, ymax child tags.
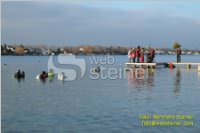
<box><xmin>131</xmin><ymin>48</ymin><xmax>136</xmax><ymax>62</ymax></box>
<box><xmin>135</xmin><ymin>46</ymin><xmax>141</xmax><ymax>63</ymax></box>
<box><xmin>146</xmin><ymin>52</ymin><xmax>151</xmax><ymax>63</ymax></box>
<box><xmin>128</xmin><ymin>49</ymin><xmax>132</xmax><ymax>62</ymax></box>
<box><xmin>140</xmin><ymin>48</ymin><xmax>145</xmax><ymax>63</ymax></box>
<box><xmin>149</xmin><ymin>47</ymin><xmax>155</xmax><ymax>62</ymax></box>
<box><xmin>176</xmin><ymin>47</ymin><xmax>182</xmax><ymax>63</ymax></box>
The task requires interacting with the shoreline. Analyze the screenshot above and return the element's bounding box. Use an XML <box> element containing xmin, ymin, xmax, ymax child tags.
<box><xmin>1</xmin><ymin>54</ymin><xmax>200</xmax><ymax>56</ymax></box>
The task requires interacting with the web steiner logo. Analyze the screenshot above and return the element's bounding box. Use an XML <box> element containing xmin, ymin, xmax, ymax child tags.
<box><xmin>48</xmin><ymin>55</ymin><xmax>145</xmax><ymax>81</ymax></box>
<box><xmin>135</xmin><ymin>68</ymin><xmax>145</xmax><ymax>80</ymax></box>
<box><xmin>48</xmin><ymin>55</ymin><xmax>86</xmax><ymax>81</ymax></box>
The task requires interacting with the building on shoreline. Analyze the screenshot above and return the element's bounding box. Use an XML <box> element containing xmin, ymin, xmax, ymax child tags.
<box><xmin>1</xmin><ymin>44</ymin><xmax>200</xmax><ymax>56</ymax></box>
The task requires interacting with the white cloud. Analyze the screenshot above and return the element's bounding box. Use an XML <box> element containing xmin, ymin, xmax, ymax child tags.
<box><xmin>2</xmin><ymin>1</ymin><xmax>200</xmax><ymax>48</ymax></box>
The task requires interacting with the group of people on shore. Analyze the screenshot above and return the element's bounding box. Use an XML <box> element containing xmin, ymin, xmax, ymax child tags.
<box><xmin>128</xmin><ymin>46</ymin><xmax>155</xmax><ymax>63</ymax></box>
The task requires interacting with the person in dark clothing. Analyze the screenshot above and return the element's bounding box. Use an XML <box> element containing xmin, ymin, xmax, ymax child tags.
<box><xmin>21</xmin><ymin>71</ymin><xmax>25</xmax><ymax>78</ymax></box>
<box><xmin>15</xmin><ymin>70</ymin><xmax>21</xmax><ymax>78</ymax></box>
<box><xmin>149</xmin><ymin>47</ymin><xmax>155</xmax><ymax>63</ymax></box>
<box><xmin>176</xmin><ymin>47</ymin><xmax>182</xmax><ymax>63</ymax></box>
<box><xmin>140</xmin><ymin>48</ymin><xmax>145</xmax><ymax>63</ymax></box>
<box><xmin>14</xmin><ymin>69</ymin><xmax>25</xmax><ymax>79</ymax></box>
<box><xmin>14</xmin><ymin>70</ymin><xmax>25</xmax><ymax>83</ymax></box>
<box><xmin>40</xmin><ymin>71</ymin><xmax>48</xmax><ymax>79</ymax></box>
<box><xmin>146</xmin><ymin>53</ymin><xmax>152</xmax><ymax>63</ymax></box>
<box><xmin>135</xmin><ymin>46</ymin><xmax>141</xmax><ymax>63</ymax></box>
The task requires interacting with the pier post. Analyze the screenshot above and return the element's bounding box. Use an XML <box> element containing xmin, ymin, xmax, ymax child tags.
<box><xmin>187</xmin><ymin>64</ymin><xmax>192</xmax><ymax>69</ymax></box>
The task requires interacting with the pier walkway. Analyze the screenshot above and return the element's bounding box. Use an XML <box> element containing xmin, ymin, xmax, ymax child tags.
<box><xmin>125</xmin><ymin>62</ymin><xmax>200</xmax><ymax>71</ymax></box>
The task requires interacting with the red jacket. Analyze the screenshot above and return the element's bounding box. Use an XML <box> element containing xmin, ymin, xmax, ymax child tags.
<box><xmin>131</xmin><ymin>52</ymin><xmax>135</xmax><ymax>58</ymax></box>
<box><xmin>140</xmin><ymin>53</ymin><xmax>144</xmax><ymax>62</ymax></box>
<box><xmin>135</xmin><ymin>48</ymin><xmax>140</xmax><ymax>57</ymax></box>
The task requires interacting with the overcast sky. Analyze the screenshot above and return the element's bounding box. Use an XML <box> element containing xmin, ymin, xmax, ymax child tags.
<box><xmin>2</xmin><ymin>0</ymin><xmax>200</xmax><ymax>48</ymax></box>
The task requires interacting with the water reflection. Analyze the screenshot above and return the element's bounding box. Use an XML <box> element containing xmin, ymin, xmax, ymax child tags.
<box><xmin>146</xmin><ymin>68</ymin><xmax>155</xmax><ymax>88</ymax></box>
<box><xmin>48</xmin><ymin>76</ymin><xmax>54</xmax><ymax>82</ymax></box>
<box><xmin>173</xmin><ymin>68</ymin><xmax>181</xmax><ymax>95</ymax></box>
<box><xmin>34</xmin><ymin>74</ymin><xmax>55</xmax><ymax>84</ymax></box>
<box><xmin>198</xmin><ymin>71</ymin><xmax>200</xmax><ymax>79</ymax></box>
<box><xmin>39</xmin><ymin>77</ymin><xmax>55</xmax><ymax>84</ymax></box>
<box><xmin>40</xmin><ymin>78</ymin><xmax>47</xmax><ymax>83</ymax></box>
<box><xmin>14</xmin><ymin>77</ymin><xmax>25</xmax><ymax>83</ymax></box>
<box><xmin>126</xmin><ymin>68</ymin><xmax>155</xmax><ymax>88</ymax></box>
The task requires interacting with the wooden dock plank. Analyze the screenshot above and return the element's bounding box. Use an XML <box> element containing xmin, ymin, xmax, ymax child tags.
<box><xmin>169</xmin><ymin>62</ymin><xmax>200</xmax><ymax>65</ymax></box>
<box><xmin>125</xmin><ymin>62</ymin><xmax>200</xmax><ymax>65</ymax></box>
<box><xmin>125</xmin><ymin>62</ymin><xmax>200</xmax><ymax>70</ymax></box>
<box><xmin>125</xmin><ymin>62</ymin><xmax>156</xmax><ymax>66</ymax></box>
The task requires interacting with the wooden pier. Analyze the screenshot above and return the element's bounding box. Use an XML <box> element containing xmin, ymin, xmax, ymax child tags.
<box><xmin>125</xmin><ymin>62</ymin><xmax>200</xmax><ymax>71</ymax></box>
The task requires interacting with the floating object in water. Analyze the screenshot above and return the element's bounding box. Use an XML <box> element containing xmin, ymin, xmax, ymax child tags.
<box><xmin>48</xmin><ymin>72</ymin><xmax>54</xmax><ymax>77</ymax></box>
<box><xmin>48</xmin><ymin>69</ymin><xmax>55</xmax><ymax>77</ymax></box>
<box><xmin>169</xmin><ymin>63</ymin><xmax>176</xmax><ymax>69</ymax></box>
<box><xmin>14</xmin><ymin>70</ymin><xmax>25</xmax><ymax>79</ymax></box>
<box><xmin>36</xmin><ymin>71</ymin><xmax>48</xmax><ymax>80</ymax></box>
<box><xmin>92</xmin><ymin>66</ymin><xmax>101</xmax><ymax>73</ymax></box>
<box><xmin>58</xmin><ymin>72</ymin><xmax>67</xmax><ymax>80</ymax></box>
<box><xmin>36</xmin><ymin>74</ymin><xmax>40</xmax><ymax>79</ymax></box>
<box><xmin>48</xmin><ymin>75</ymin><xmax>54</xmax><ymax>81</ymax></box>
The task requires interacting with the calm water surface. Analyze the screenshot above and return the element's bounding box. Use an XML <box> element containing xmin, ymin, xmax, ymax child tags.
<box><xmin>2</xmin><ymin>55</ymin><xmax>200</xmax><ymax>133</ymax></box>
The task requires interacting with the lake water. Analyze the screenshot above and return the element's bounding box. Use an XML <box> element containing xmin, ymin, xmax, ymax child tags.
<box><xmin>2</xmin><ymin>55</ymin><xmax>200</xmax><ymax>133</ymax></box>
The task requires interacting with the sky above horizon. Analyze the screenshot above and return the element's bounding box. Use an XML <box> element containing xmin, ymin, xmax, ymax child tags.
<box><xmin>2</xmin><ymin>0</ymin><xmax>200</xmax><ymax>49</ymax></box>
